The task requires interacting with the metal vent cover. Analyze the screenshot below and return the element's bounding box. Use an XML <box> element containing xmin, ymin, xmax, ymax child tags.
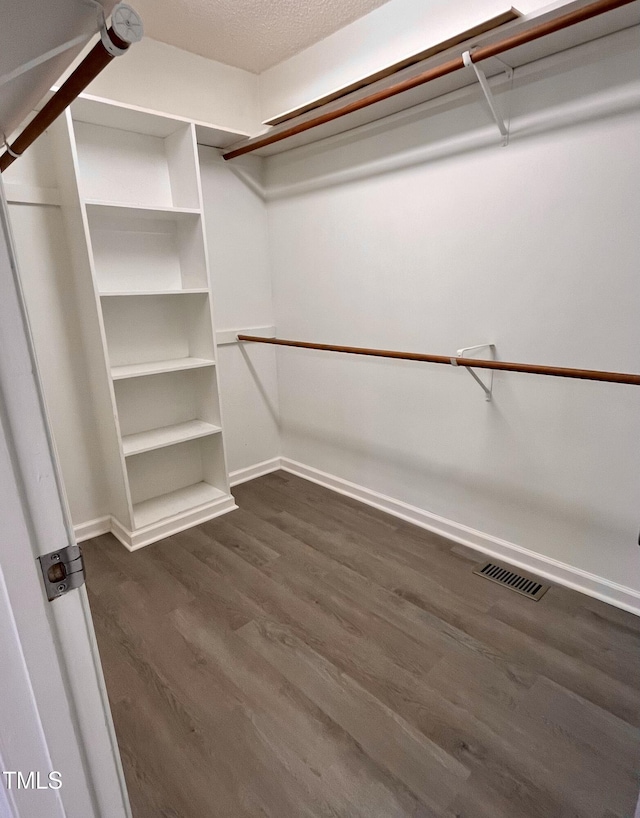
<box><xmin>473</xmin><ymin>561</ymin><xmax>550</xmax><ymax>601</ymax></box>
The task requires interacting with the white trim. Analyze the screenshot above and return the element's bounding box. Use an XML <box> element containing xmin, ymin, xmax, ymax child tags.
<box><xmin>230</xmin><ymin>457</ymin><xmax>281</xmax><ymax>486</ymax></box>
<box><xmin>74</xmin><ymin>516</ymin><xmax>111</xmax><ymax>543</ymax></box>
<box><xmin>71</xmin><ymin>499</ymin><xmax>238</xmax><ymax>551</ymax></box>
<box><xmin>70</xmin><ymin>90</ymin><xmax>250</xmax><ymax>146</ymax></box>
<box><xmin>69</xmin><ymin>453</ymin><xmax>640</xmax><ymax>615</ymax></box>
<box><xmin>4</xmin><ymin>183</ymin><xmax>61</xmax><ymax>206</ymax></box>
<box><xmin>280</xmin><ymin>457</ymin><xmax>640</xmax><ymax>617</ymax></box>
<box><xmin>111</xmin><ymin>496</ymin><xmax>238</xmax><ymax>551</ymax></box>
<box><xmin>1</xmin><ymin>169</ymin><xmax>129</xmax><ymax>816</ymax></box>
<box><xmin>216</xmin><ymin>326</ymin><xmax>276</xmax><ymax>346</ymax></box>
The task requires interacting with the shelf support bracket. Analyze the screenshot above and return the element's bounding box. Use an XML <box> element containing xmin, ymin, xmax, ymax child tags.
<box><xmin>462</xmin><ymin>50</ymin><xmax>512</xmax><ymax>146</ymax></box>
<box><xmin>451</xmin><ymin>344</ymin><xmax>496</xmax><ymax>401</ymax></box>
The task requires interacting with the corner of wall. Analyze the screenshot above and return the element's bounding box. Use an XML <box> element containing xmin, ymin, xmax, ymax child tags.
<box><xmin>86</xmin><ymin>38</ymin><xmax>263</xmax><ymax>135</ymax></box>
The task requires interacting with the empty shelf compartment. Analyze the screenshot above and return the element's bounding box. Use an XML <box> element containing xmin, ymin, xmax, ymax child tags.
<box><xmin>133</xmin><ymin>482</ymin><xmax>227</xmax><ymax>529</ymax></box>
<box><xmin>122</xmin><ymin>419</ymin><xmax>222</xmax><ymax>456</ymax></box>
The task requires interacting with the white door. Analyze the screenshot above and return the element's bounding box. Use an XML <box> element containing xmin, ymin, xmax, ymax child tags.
<box><xmin>0</xmin><ymin>179</ymin><xmax>130</xmax><ymax>818</ymax></box>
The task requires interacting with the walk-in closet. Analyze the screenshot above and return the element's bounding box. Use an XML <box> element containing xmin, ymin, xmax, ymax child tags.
<box><xmin>1</xmin><ymin>0</ymin><xmax>639</xmax><ymax>816</ymax></box>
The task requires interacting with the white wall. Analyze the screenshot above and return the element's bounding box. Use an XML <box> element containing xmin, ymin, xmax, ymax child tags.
<box><xmin>258</xmin><ymin>0</ymin><xmax>549</xmax><ymax>122</ymax></box>
<box><xmin>7</xmin><ymin>2</ymin><xmax>640</xmax><ymax>612</ymax></box>
<box><xmin>198</xmin><ymin>148</ymin><xmax>280</xmax><ymax>478</ymax></box>
<box><xmin>85</xmin><ymin>38</ymin><xmax>263</xmax><ymax>135</ymax></box>
<box><xmin>4</xmin><ymin>136</ymin><xmax>111</xmax><ymax>526</ymax></box>
<box><xmin>265</xmin><ymin>28</ymin><xmax>640</xmax><ymax>599</ymax></box>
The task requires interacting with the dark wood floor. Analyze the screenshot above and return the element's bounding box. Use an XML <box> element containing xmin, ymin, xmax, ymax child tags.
<box><xmin>83</xmin><ymin>471</ymin><xmax>640</xmax><ymax>818</ymax></box>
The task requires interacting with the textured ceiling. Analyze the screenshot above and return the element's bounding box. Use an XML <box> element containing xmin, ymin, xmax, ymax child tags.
<box><xmin>128</xmin><ymin>0</ymin><xmax>394</xmax><ymax>73</ymax></box>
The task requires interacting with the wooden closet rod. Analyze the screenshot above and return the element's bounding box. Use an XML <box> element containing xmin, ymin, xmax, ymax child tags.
<box><xmin>237</xmin><ymin>335</ymin><xmax>640</xmax><ymax>386</ymax></box>
<box><xmin>223</xmin><ymin>0</ymin><xmax>636</xmax><ymax>161</ymax></box>
<box><xmin>0</xmin><ymin>26</ymin><xmax>132</xmax><ymax>173</ymax></box>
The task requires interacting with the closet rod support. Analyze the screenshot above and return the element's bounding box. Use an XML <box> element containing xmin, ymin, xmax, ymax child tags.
<box><xmin>462</xmin><ymin>50</ymin><xmax>510</xmax><ymax>146</ymax></box>
<box><xmin>491</xmin><ymin>56</ymin><xmax>514</xmax><ymax>79</ymax></box>
<box><xmin>451</xmin><ymin>343</ymin><xmax>496</xmax><ymax>401</ymax></box>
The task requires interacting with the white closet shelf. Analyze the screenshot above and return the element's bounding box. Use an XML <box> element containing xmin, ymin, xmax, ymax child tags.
<box><xmin>100</xmin><ymin>289</ymin><xmax>210</xmax><ymax>297</ymax></box>
<box><xmin>223</xmin><ymin>1</ymin><xmax>640</xmax><ymax>159</ymax></box>
<box><xmin>71</xmin><ymin>91</ymin><xmax>250</xmax><ymax>148</ymax></box>
<box><xmin>111</xmin><ymin>357</ymin><xmax>215</xmax><ymax>380</ymax></box>
<box><xmin>84</xmin><ymin>201</ymin><xmax>201</xmax><ymax>220</ymax></box>
<box><xmin>133</xmin><ymin>481</ymin><xmax>228</xmax><ymax>529</ymax></box>
<box><xmin>122</xmin><ymin>419</ymin><xmax>222</xmax><ymax>457</ymax></box>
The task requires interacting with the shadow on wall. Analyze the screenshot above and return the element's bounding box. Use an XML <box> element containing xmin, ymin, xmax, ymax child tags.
<box><xmin>239</xmin><ymin>343</ymin><xmax>280</xmax><ymax>428</ymax></box>
<box><xmin>279</xmin><ymin>404</ymin><xmax>627</xmax><ymax>564</ymax></box>
<box><xmin>263</xmin><ymin>29</ymin><xmax>640</xmax><ymax>201</ymax></box>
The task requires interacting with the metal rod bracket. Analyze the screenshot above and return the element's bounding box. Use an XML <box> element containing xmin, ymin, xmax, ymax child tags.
<box><xmin>491</xmin><ymin>56</ymin><xmax>514</xmax><ymax>80</ymax></box>
<box><xmin>456</xmin><ymin>343</ymin><xmax>496</xmax><ymax>401</ymax></box>
<box><xmin>2</xmin><ymin>135</ymin><xmax>21</xmax><ymax>159</ymax></box>
<box><xmin>463</xmin><ymin>50</ymin><xmax>511</xmax><ymax>146</ymax></box>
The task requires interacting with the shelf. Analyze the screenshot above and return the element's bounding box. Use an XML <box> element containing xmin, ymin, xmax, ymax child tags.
<box><xmin>194</xmin><ymin>122</ymin><xmax>253</xmax><ymax>149</ymax></box>
<box><xmin>103</xmin><ymin>295</ymin><xmax>215</xmax><ymax>371</ymax></box>
<box><xmin>114</xmin><ymin>367</ymin><xmax>221</xmax><ymax>443</ymax></box>
<box><xmin>87</xmin><ymin>205</ymin><xmax>209</xmax><ymax>292</ymax></box>
<box><xmin>122</xmin><ymin>419</ymin><xmax>222</xmax><ymax>457</ymax></box>
<box><xmin>101</xmin><ymin>289</ymin><xmax>209</xmax><ymax>297</ymax></box>
<box><xmin>71</xmin><ymin>92</ymin><xmax>250</xmax><ymax>148</ymax></box>
<box><xmin>48</xmin><ymin>92</ymin><xmax>233</xmax><ymax>548</ymax></box>
<box><xmin>85</xmin><ymin>201</ymin><xmax>201</xmax><ymax>220</ymax></box>
<box><xmin>133</xmin><ymin>481</ymin><xmax>228</xmax><ymax>529</ymax></box>
<box><xmin>223</xmin><ymin>0</ymin><xmax>640</xmax><ymax>159</ymax></box>
<box><xmin>263</xmin><ymin>9</ymin><xmax>520</xmax><ymax>127</ymax></box>
<box><xmin>111</xmin><ymin>357</ymin><xmax>215</xmax><ymax>380</ymax></box>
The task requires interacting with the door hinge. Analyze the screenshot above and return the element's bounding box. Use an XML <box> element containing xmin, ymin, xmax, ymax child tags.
<box><xmin>38</xmin><ymin>545</ymin><xmax>85</xmax><ymax>601</ymax></box>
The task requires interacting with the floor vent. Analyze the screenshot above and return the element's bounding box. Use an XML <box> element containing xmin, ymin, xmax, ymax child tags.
<box><xmin>473</xmin><ymin>561</ymin><xmax>550</xmax><ymax>601</ymax></box>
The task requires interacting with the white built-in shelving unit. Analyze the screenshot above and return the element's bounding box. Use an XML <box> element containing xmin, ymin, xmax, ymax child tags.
<box><xmin>49</xmin><ymin>94</ymin><xmax>242</xmax><ymax>549</ymax></box>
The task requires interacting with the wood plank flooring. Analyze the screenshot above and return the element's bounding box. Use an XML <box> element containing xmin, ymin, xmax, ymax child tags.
<box><xmin>83</xmin><ymin>471</ymin><xmax>640</xmax><ymax>818</ymax></box>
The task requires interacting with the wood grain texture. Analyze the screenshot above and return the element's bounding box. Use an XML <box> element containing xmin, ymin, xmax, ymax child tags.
<box><xmin>237</xmin><ymin>335</ymin><xmax>640</xmax><ymax>386</ymax></box>
<box><xmin>222</xmin><ymin>0</ymin><xmax>637</xmax><ymax>161</ymax></box>
<box><xmin>263</xmin><ymin>10</ymin><xmax>520</xmax><ymax>127</ymax></box>
<box><xmin>82</xmin><ymin>470</ymin><xmax>640</xmax><ymax>818</ymax></box>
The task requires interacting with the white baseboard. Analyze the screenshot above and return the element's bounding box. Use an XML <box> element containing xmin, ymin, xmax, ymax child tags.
<box><xmin>280</xmin><ymin>457</ymin><xmax>640</xmax><ymax>617</ymax></box>
<box><xmin>111</xmin><ymin>496</ymin><xmax>238</xmax><ymax>552</ymax></box>
<box><xmin>73</xmin><ymin>496</ymin><xmax>239</xmax><ymax>551</ymax></box>
<box><xmin>71</xmin><ymin>457</ymin><xmax>640</xmax><ymax>615</ymax></box>
<box><xmin>74</xmin><ymin>516</ymin><xmax>111</xmax><ymax>543</ymax></box>
<box><xmin>230</xmin><ymin>457</ymin><xmax>282</xmax><ymax>486</ymax></box>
